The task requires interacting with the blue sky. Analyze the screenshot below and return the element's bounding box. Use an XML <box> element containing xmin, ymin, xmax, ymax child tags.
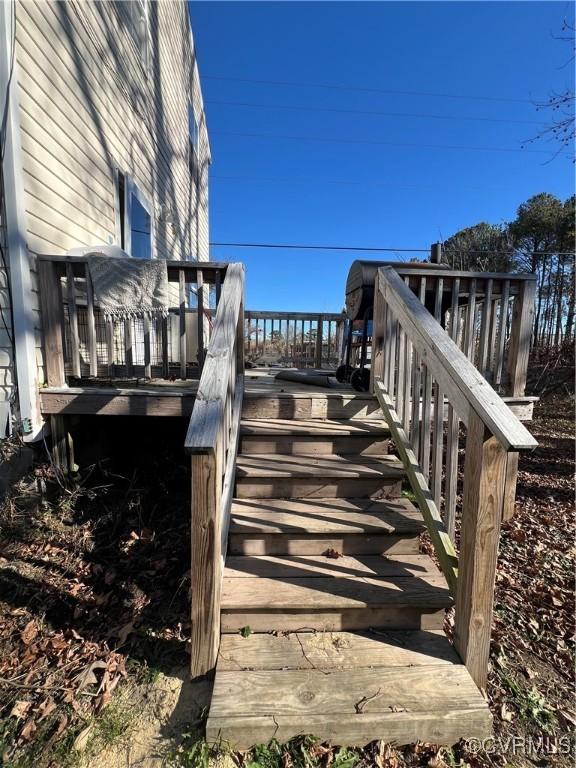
<box><xmin>189</xmin><ymin>1</ymin><xmax>575</xmax><ymax>312</ymax></box>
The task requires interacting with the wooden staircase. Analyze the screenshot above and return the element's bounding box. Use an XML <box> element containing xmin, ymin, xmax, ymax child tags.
<box><xmin>205</xmin><ymin>393</ymin><xmax>492</xmax><ymax>747</ymax></box>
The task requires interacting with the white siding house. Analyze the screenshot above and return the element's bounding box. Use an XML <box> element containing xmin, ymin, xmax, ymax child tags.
<box><xmin>0</xmin><ymin>0</ymin><xmax>211</xmax><ymax>440</ymax></box>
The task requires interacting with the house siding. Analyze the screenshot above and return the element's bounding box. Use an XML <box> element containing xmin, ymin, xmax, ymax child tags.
<box><xmin>0</xmin><ymin>0</ymin><xmax>210</xmax><ymax>412</ymax></box>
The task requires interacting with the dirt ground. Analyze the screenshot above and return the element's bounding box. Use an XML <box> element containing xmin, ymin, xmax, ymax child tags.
<box><xmin>0</xmin><ymin>399</ymin><xmax>573</xmax><ymax>767</ymax></box>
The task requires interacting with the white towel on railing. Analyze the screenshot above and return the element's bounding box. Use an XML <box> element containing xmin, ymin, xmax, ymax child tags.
<box><xmin>86</xmin><ymin>255</ymin><xmax>169</xmax><ymax>320</ymax></box>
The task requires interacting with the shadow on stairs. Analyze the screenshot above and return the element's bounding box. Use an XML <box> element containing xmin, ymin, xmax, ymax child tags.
<box><xmin>205</xmin><ymin>391</ymin><xmax>492</xmax><ymax>749</ymax></box>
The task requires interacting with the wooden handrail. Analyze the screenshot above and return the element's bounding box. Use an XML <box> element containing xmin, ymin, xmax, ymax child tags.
<box><xmin>378</xmin><ymin>267</ymin><xmax>536</xmax><ymax>451</ymax></box>
<box><xmin>372</xmin><ymin>265</ymin><xmax>537</xmax><ymax>689</ymax></box>
<box><xmin>185</xmin><ymin>262</ymin><xmax>245</xmax><ymax>679</ymax></box>
<box><xmin>185</xmin><ymin>263</ymin><xmax>244</xmax><ymax>453</ymax></box>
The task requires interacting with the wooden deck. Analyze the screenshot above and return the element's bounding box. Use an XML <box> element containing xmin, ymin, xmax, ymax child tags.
<box><xmin>39</xmin><ymin>367</ymin><xmax>537</xmax><ymax>419</ymax></box>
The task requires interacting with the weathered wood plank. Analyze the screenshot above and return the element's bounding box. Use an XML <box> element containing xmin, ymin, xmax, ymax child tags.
<box><xmin>38</xmin><ymin>260</ymin><xmax>66</xmax><ymax>386</ymax></box>
<box><xmin>190</xmin><ymin>449</ymin><xmax>222</xmax><ymax>679</ymax></box>
<box><xmin>507</xmin><ymin>279</ymin><xmax>536</xmax><ymax>397</ymax></box>
<box><xmin>207</xmin><ymin>666</ymin><xmax>491</xmax><ymax>748</ymax></box>
<box><xmin>185</xmin><ymin>264</ymin><xmax>245</xmax><ymax>453</ymax></box>
<box><xmin>66</xmin><ymin>263</ymin><xmax>81</xmax><ymax>378</ymax></box>
<box><xmin>224</xmin><ymin>554</ymin><xmax>434</xmax><ymax>579</ymax></box>
<box><xmin>228</xmin><ymin>532</ymin><xmax>419</xmax><ymax>556</ymax></box>
<box><xmin>217</xmin><ymin>629</ymin><xmax>460</xmax><ymax>670</ymax></box>
<box><xmin>84</xmin><ymin>265</ymin><xmax>98</xmax><ymax>378</ymax></box>
<box><xmin>454</xmin><ymin>410</ymin><xmax>507</xmax><ymax>689</ymax></box>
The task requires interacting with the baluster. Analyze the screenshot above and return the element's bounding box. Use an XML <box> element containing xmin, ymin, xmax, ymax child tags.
<box><xmin>143</xmin><ymin>312</ymin><xmax>151</xmax><ymax>379</ymax></box>
<box><xmin>419</xmin><ymin>363</ymin><xmax>432</xmax><ymax>480</ymax></box>
<box><xmin>444</xmin><ymin>277</ymin><xmax>461</xmax><ymax>539</ymax></box>
<box><xmin>179</xmin><ymin>269</ymin><xmax>187</xmax><ymax>380</ymax></box>
<box><xmin>197</xmin><ymin>268</ymin><xmax>205</xmax><ymax>373</ymax></box>
<box><xmin>477</xmin><ymin>278</ymin><xmax>493</xmax><ymax>377</ymax></box>
<box><xmin>315</xmin><ymin>315</ymin><xmax>323</xmax><ymax>368</ymax></box>
<box><xmin>161</xmin><ymin>315</ymin><xmax>169</xmax><ymax>379</ymax></box>
<box><xmin>431</xmin><ymin>276</ymin><xmax>445</xmax><ymax>507</ymax></box>
<box><xmin>84</xmin><ymin>264</ymin><xmax>97</xmax><ymax>377</ymax></box>
<box><xmin>66</xmin><ymin>264</ymin><xmax>81</xmax><ymax>378</ymax></box>
<box><xmin>371</xmin><ymin>270</ymin><xmax>386</xmax><ymax>391</ymax></box>
<box><xmin>464</xmin><ymin>278</ymin><xmax>477</xmax><ymax>362</ymax></box>
<box><xmin>494</xmin><ymin>279</ymin><xmax>510</xmax><ymax>388</ymax></box>
<box><xmin>124</xmin><ymin>318</ymin><xmax>133</xmax><ymax>377</ymax></box>
<box><xmin>507</xmin><ymin>279</ymin><xmax>536</xmax><ymax>397</ymax></box>
<box><xmin>106</xmin><ymin>318</ymin><xmax>115</xmax><ymax>377</ymax></box>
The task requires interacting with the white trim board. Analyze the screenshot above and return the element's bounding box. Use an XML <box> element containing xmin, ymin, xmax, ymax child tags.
<box><xmin>0</xmin><ymin>1</ymin><xmax>42</xmax><ymax>441</ymax></box>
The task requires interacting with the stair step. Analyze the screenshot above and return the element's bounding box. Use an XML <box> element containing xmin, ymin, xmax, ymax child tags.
<box><xmin>228</xmin><ymin>497</ymin><xmax>422</xmax><ymax>555</ymax></box>
<box><xmin>207</xmin><ymin>632</ymin><xmax>491</xmax><ymax>748</ymax></box>
<box><xmin>224</xmin><ymin>554</ymin><xmax>432</xmax><ymax>579</ymax></box>
<box><xmin>236</xmin><ymin>454</ymin><xmax>403</xmax><ymax>478</ymax></box>
<box><xmin>240</xmin><ymin>418</ymin><xmax>389</xmax><ymax>436</ymax></box>
<box><xmin>235</xmin><ymin>454</ymin><xmax>405</xmax><ymax>499</ymax></box>
<box><xmin>242</xmin><ymin>393</ymin><xmax>382</xmax><ymax>420</ymax></box>
<box><xmin>240</xmin><ymin>418</ymin><xmax>390</xmax><ymax>455</ymax></box>
<box><xmin>220</xmin><ymin>558</ymin><xmax>451</xmax><ymax>632</ymax></box>
<box><xmin>230</xmin><ymin>497</ymin><xmax>422</xmax><ymax>534</ymax></box>
<box><xmin>217</xmin><ymin>628</ymin><xmax>459</xmax><ymax>669</ymax></box>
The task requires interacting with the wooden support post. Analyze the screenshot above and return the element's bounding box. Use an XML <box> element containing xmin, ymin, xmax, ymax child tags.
<box><xmin>507</xmin><ymin>279</ymin><xmax>536</xmax><ymax>397</ymax></box>
<box><xmin>38</xmin><ymin>260</ymin><xmax>66</xmax><ymax>387</ymax></box>
<box><xmin>50</xmin><ymin>415</ymin><xmax>67</xmax><ymax>471</ymax></box>
<box><xmin>454</xmin><ymin>411</ymin><xmax>507</xmax><ymax>689</ymax></box>
<box><xmin>315</xmin><ymin>315</ymin><xmax>323</xmax><ymax>368</ymax></box>
<box><xmin>161</xmin><ymin>316</ymin><xmax>169</xmax><ymax>379</ymax></box>
<box><xmin>190</xmin><ymin>449</ymin><xmax>222</xmax><ymax>679</ymax></box>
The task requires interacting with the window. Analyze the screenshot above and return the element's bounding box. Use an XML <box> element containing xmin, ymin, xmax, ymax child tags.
<box><xmin>188</xmin><ymin>103</ymin><xmax>199</xmax><ymax>183</ymax></box>
<box><xmin>120</xmin><ymin>0</ymin><xmax>150</xmax><ymax>72</ymax></box>
<box><xmin>129</xmin><ymin>192</ymin><xmax>152</xmax><ymax>259</ymax></box>
<box><xmin>114</xmin><ymin>170</ymin><xmax>153</xmax><ymax>259</ymax></box>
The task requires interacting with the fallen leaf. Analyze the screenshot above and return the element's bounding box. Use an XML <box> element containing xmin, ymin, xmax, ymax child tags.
<box><xmin>73</xmin><ymin>724</ymin><xmax>94</xmax><ymax>752</ymax></box>
<box><xmin>323</xmin><ymin>548</ymin><xmax>343</xmax><ymax>559</ymax></box>
<box><xmin>20</xmin><ymin>718</ymin><xmax>37</xmax><ymax>742</ymax></box>
<box><xmin>38</xmin><ymin>697</ymin><xmax>57</xmax><ymax>721</ymax></box>
<box><xmin>10</xmin><ymin>700</ymin><xmax>31</xmax><ymax>720</ymax></box>
<box><xmin>20</xmin><ymin>620</ymin><xmax>37</xmax><ymax>645</ymax></box>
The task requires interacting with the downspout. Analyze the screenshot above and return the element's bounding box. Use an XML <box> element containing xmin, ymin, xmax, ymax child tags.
<box><xmin>0</xmin><ymin>1</ymin><xmax>42</xmax><ymax>441</ymax></box>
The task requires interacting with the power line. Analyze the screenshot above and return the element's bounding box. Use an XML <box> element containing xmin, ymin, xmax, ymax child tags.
<box><xmin>210</xmin><ymin>242</ymin><xmax>429</xmax><ymax>253</ymax></box>
<box><xmin>204</xmin><ymin>74</ymin><xmax>542</xmax><ymax>105</ymax></box>
<box><xmin>212</xmin><ymin>129</ymin><xmax>554</xmax><ymax>155</ymax></box>
<box><xmin>206</xmin><ymin>98</ymin><xmax>547</xmax><ymax>126</ymax></box>
<box><xmin>211</xmin><ymin>173</ymin><xmax>515</xmax><ymax>192</ymax></box>
<box><xmin>210</xmin><ymin>242</ymin><xmax>576</xmax><ymax>256</ymax></box>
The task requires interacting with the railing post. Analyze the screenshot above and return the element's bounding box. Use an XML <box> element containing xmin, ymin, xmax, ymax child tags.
<box><xmin>507</xmin><ymin>279</ymin><xmax>536</xmax><ymax>397</ymax></box>
<box><xmin>237</xmin><ymin>299</ymin><xmax>245</xmax><ymax>373</ymax></box>
<box><xmin>315</xmin><ymin>315</ymin><xmax>323</xmax><ymax>368</ymax></box>
<box><xmin>370</xmin><ymin>270</ymin><xmax>385</xmax><ymax>393</ymax></box>
<box><xmin>190</xmin><ymin>448</ymin><xmax>222</xmax><ymax>679</ymax></box>
<box><xmin>38</xmin><ymin>260</ymin><xmax>66</xmax><ymax>387</ymax></box>
<box><xmin>454</xmin><ymin>410</ymin><xmax>507</xmax><ymax>689</ymax></box>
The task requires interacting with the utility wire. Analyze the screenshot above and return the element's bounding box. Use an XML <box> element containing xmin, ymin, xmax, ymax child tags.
<box><xmin>204</xmin><ymin>74</ymin><xmax>542</xmax><ymax>105</ymax></box>
<box><xmin>210</xmin><ymin>242</ymin><xmax>429</xmax><ymax>252</ymax></box>
<box><xmin>210</xmin><ymin>242</ymin><xmax>576</xmax><ymax>256</ymax></box>
<box><xmin>206</xmin><ymin>98</ymin><xmax>547</xmax><ymax>126</ymax></box>
<box><xmin>212</xmin><ymin>129</ymin><xmax>555</xmax><ymax>155</ymax></box>
<box><xmin>211</xmin><ymin>173</ymin><xmax>517</xmax><ymax>192</ymax></box>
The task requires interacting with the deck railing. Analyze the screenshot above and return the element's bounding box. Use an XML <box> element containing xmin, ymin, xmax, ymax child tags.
<box><xmin>244</xmin><ymin>310</ymin><xmax>346</xmax><ymax>368</ymax></box>
<box><xmin>38</xmin><ymin>256</ymin><xmax>229</xmax><ymax>385</ymax></box>
<box><xmin>372</xmin><ymin>266</ymin><xmax>537</xmax><ymax>688</ymax></box>
<box><xmin>184</xmin><ymin>263</ymin><xmax>245</xmax><ymax>679</ymax></box>
<box><xmin>389</xmin><ymin>267</ymin><xmax>536</xmax><ymax>397</ymax></box>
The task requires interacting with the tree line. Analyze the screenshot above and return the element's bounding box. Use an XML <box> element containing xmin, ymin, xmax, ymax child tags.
<box><xmin>441</xmin><ymin>193</ymin><xmax>576</xmax><ymax>352</ymax></box>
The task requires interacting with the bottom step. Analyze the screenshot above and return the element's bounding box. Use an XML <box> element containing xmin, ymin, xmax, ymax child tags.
<box><xmin>207</xmin><ymin>631</ymin><xmax>491</xmax><ymax>749</ymax></box>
